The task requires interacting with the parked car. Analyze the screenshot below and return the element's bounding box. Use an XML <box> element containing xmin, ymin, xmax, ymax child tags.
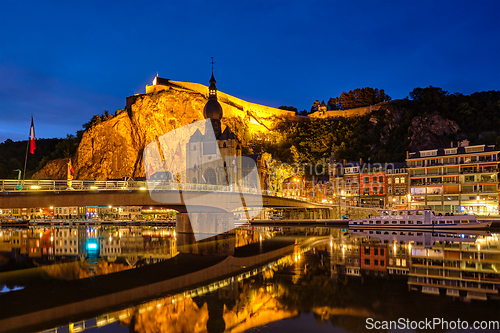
<box><xmin>270</xmin><ymin>214</ymin><xmax>283</xmax><ymax>220</ymax></box>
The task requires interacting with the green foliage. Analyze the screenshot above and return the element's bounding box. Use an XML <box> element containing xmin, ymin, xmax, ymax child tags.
<box><xmin>82</xmin><ymin>110</ymin><xmax>114</xmax><ymax>131</ymax></box>
<box><xmin>246</xmin><ymin>115</ymin><xmax>378</xmax><ymax>174</ymax></box>
<box><xmin>0</xmin><ymin>134</ymin><xmax>81</xmax><ymax>179</ymax></box>
<box><xmin>278</xmin><ymin>105</ymin><xmax>298</xmax><ymax>112</ymax></box>
<box><xmin>0</xmin><ymin>138</ymin><xmax>66</xmax><ymax>178</ymax></box>
<box><xmin>266</xmin><ymin>159</ymin><xmax>296</xmax><ymax>192</ymax></box>
<box><xmin>246</xmin><ymin>87</ymin><xmax>499</xmax><ymax>169</ymax></box>
<box><xmin>327</xmin><ymin>87</ymin><xmax>391</xmax><ymax>110</ymax></box>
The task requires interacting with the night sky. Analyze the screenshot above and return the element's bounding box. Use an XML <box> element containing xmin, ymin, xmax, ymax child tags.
<box><xmin>0</xmin><ymin>0</ymin><xmax>499</xmax><ymax>142</ymax></box>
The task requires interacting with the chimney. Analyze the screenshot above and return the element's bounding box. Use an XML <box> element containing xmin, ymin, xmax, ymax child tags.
<box><xmin>359</xmin><ymin>158</ymin><xmax>363</xmax><ymax>166</ymax></box>
<box><xmin>451</xmin><ymin>141</ymin><xmax>453</xmax><ymax>148</ymax></box>
<box><xmin>343</xmin><ymin>159</ymin><xmax>346</xmax><ymax>166</ymax></box>
<box><xmin>406</xmin><ymin>151</ymin><xmax>409</xmax><ymax>159</ymax></box>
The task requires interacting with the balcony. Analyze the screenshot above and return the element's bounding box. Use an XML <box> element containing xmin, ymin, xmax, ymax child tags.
<box><xmin>479</xmin><ymin>178</ymin><xmax>498</xmax><ymax>183</ymax></box>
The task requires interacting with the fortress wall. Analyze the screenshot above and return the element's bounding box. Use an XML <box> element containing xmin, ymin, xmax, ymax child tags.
<box><xmin>309</xmin><ymin>102</ymin><xmax>387</xmax><ymax>119</ymax></box>
<box><xmin>170</xmin><ymin>80</ymin><xmax>295</xmax><ymax>119</ymax></box>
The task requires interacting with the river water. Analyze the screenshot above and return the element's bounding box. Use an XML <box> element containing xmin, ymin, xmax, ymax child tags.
<box><xmin>0</xmin><ymin>225</ymin><xmax>499</xmax><ymax>332</ymax></box>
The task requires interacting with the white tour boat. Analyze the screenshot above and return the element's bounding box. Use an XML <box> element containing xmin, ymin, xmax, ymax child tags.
<box><xmin>349</xmin><ymin>208</ymin><xmax>492</xmax><ymax>229</ymax></box>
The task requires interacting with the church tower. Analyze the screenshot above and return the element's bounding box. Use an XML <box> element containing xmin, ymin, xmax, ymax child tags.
<box><xmin>203</xmin><ymin>70</ymin><xmax>223</xmax><ymax>138</ymax></box>
<box><xmin>186</xmin><ymin>64</ymin><xmax>242</xmax><ymax>186</ymax></box>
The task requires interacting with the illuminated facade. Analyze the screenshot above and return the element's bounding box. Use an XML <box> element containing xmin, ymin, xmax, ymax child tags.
<box><xmin>407</xmin><ymin>142</ymin><xmax>499</xmax><ymax>215</ymax></box>
<box><xmin>329</xmin><ymin>154</ymin><xmax>361</xmax><ymax>206</ymax></box>
<box><xmin>385</xmin><ymin>162</ymin><xmax>409</xmax><ymax>210</ymax></box>
<box><xmin>360</xmin><ymin>164</ymin><xmax>386</xmax><ymax>208</ymax></box>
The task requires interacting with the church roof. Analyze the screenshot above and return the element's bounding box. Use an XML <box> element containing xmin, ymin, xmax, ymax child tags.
<box><xmin>189</xmin><ymin>129</ymin><xmax>204</xmax><ymax>143</ymax></box>
<box><xmin>218</xmin><ymin>126</ymin><xmax>237</xmax><ymax>141</ymax></box>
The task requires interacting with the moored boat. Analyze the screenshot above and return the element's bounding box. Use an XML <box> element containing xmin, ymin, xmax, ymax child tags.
<box><xmin>349</xmin><ymin>208</ymin><xmax>491</xmax><ymax>229</ymax></box>
<box><xmin>0</xmin><ymin>215</ymin><xmax>27</xmax><ymax>226</ymax></box>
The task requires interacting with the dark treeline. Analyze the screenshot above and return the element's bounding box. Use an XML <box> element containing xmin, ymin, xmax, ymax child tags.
<box><xmin>0</xmin><ymin>109</ymin><xmax>113</xmax><ymax>179</ymax></box>
<box><xmin>0</xmin><ymin>135</ymin><xmax>80</xmax><ymax>179</ymax></box>
<box><xmin>328</xmin><ymin>87</ymin><xmax>391</xmax><ymax>110</ymax></box>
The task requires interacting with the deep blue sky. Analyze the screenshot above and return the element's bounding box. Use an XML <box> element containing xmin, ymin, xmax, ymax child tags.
<box><xmin>1</xmin><ymin>0</ymin><xmax>499</xmax><ymax>142</ymax></box>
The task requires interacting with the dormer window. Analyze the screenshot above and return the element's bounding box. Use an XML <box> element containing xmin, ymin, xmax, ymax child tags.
<box><xmin>465</xmin><ymin>145</ymin><xmax>485</xmax><ymax>153</ymax></box>
<box><xmin>421</xmin><ymin>150</ymin><xmax>437</xmax><ymax>157</ymax></box>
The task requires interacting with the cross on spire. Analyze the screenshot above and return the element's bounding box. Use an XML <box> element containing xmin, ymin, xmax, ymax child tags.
<box><xmin>211</xmin><ymin>57</ymin><xmax>215</xmax><ymax>72</ymax></box>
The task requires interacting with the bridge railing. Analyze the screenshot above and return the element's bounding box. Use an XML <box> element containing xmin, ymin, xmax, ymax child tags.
<box><xmin>0</xmin><ymin>179</ymin><xmax>141</xmax><ymax>192</ymax></box>
<box><xmin>0</xmin><ymin>179</ymin><xmax>325</xmax><ymax>204</ymax></box>
<box><xmin>0</xmin><ymin>179</ymin><xmax>267</xmax><ymax>195</ymax></box>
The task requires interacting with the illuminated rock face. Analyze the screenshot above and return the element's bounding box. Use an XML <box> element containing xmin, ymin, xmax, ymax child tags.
<box><xmin>223</xmin><ymin>285</ymin><xmax>298</xmax><ymax>333</ymax></box>
<box><xmin>34</xmin><ymin>79</ymin><xmax>295</xmax><ymax>180</ymax></box>
<box><xmin>122</xmin><ymin>298</ymin><xmax>209</xmax><ymax>333</ymax></box>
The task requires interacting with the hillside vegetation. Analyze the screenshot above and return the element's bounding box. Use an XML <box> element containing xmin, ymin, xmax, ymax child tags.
<box><xmin>245</xmin><ymin>87</ymin><xmax>500</xmax><ymax>168</ymax></box>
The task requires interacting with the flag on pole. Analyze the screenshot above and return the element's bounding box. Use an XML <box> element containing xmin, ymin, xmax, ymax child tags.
<box><xmin>67</xmin><ymin>159</ymin><xmax>74</xmax><ymax>188</ymax></box>
<box><xmin>201</xmin><ymin>172</ymin><xmax>207</xmax><ymax>184</ymax></box>
<box><xmin>67</xmin><ymin>160</ymin><xmax>74</xmax><ymax>177</ymax></box>
<box><xmin>174</xmin><ymin>142</ymin><xmax>181</xmax><ymax>157</ymax></box>
<box><xmin>147</xmin><ymin>164</ymin><xmax>154</xmax><ymax>180</ymax></box>
<box><xmin>29</xmin><ymin>115</ymin><xmax>36</xmax><ymax>154</ymax></box>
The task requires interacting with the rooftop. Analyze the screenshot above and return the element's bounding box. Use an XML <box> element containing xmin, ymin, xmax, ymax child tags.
<box><xmin>407</xmin><ymin>144</ymin><xmax>498</xmax><ymax>160</ymax></box>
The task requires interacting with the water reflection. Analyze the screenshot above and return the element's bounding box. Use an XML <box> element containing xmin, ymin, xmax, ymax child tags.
<box><xmin>336</xmin><ymin>229</ymin><xmax>500</xmax><ymax>301</ymax></box>
<box><xmin>114</xmin><ymin>229</ymin><xmax>497</xmax><ymax>332</ymax></box>
<box><xmin>0</xmin><ymin>226</ymin><xmax>274</xmax><ymax>287</ymax></box>
<box><xmin>2</xmin><ymin>226</ymin><xmax>499</xmax><ymax>333</ymax></box>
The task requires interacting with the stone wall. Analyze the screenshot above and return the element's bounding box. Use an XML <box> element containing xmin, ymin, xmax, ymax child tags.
<box><xmin>309</xmin><ymin>102</ymin><xmax>388</xmax><ymax>119</ymax></box>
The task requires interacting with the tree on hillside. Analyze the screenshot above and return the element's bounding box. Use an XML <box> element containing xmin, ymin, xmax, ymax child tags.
<box><xmin>278</xmin><ymin>106</ymin><xmax>298</xmax><ymax>112</ymax></box>
<box><xmin>328</xmin><ymin>87</ymin><xmax>391</xmax><ymax>110</ymax></box>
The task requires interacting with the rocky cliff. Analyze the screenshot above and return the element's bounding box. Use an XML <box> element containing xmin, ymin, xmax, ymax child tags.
<box><xmin>409</xmin><ymin>112</ymin><xmax>460</xmax><ymax>151</ymax></box>
<box><xmin>34</xmin><ymin>79</ymin><xmax>295</xmax><ymax>180</ymax></box>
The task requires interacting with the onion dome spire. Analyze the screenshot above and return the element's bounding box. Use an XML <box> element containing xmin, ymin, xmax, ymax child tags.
<box><xmin>203</xmin><ymin>57</ymin><xmax>223</xmax><ymax>137</ymax></box>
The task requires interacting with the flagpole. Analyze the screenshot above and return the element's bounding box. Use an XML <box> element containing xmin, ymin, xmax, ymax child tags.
<box><xmin>22</xmin><ymin>115</ymin><xmax>32</xmax><ymax>181</ymax></box>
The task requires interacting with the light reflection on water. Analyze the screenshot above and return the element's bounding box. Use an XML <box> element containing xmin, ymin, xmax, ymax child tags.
<box><xmin>0</xmin><ymin>225</ymin><xmax>271</xmax><ymax>289</ymax></box>
<box><xmin>0</xmin><ymin>285</ymin><xmax>23</xmax><ymax>293</ymax></box>
<box><xmin>1</xmin><ymin>226</ymin><xmax>499</xmax><ymax>332</ymax></box>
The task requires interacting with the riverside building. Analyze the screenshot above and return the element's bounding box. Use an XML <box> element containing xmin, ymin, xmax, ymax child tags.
<box><xmin>406</xmin><ymin>141</ymin><xmax>499</xmax><ymax>215</ymax></box>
